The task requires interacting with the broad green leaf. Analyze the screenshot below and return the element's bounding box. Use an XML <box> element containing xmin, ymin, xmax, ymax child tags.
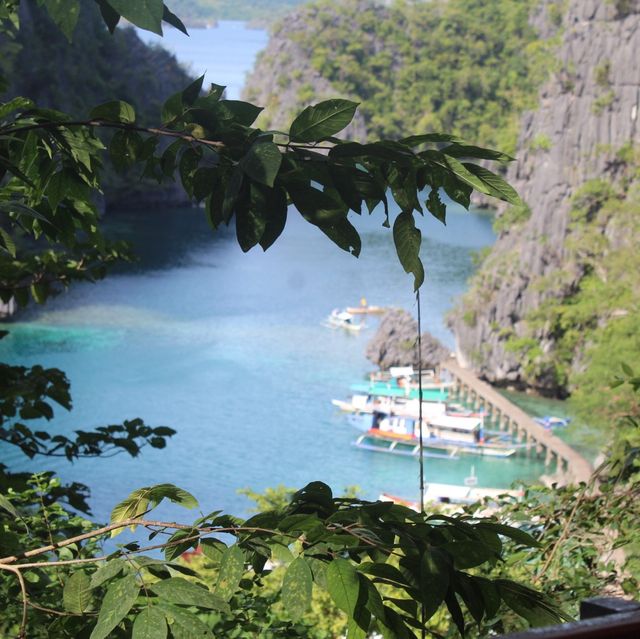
<box><xmin>259</xmin><ymin>186</ymin><xmax>288</xmax><ymax>251</ymax></box>
<box><xmin>90</xmin><ymin>101</ymin><xmax>136</xmax><ymax>124</ymax></box>
<box><xmin>475</xmin><ymin>522</ymin><xmax>540</xmax><ymax>548</ymax></box>
<box><xmin>445</xmin><ymin>589</ymin><xmax>465</xmax><ymax>636</ymax></box>
<box><xmin>96</xmin><ymin>0</ymin><xmax>120</xmax><ymax>32</ymax></box>
<box><xmin>497</xmin><ymin>579</ymin><xmax>571</xmax><ymax>627</ymax></box>
<box><xmin>0</xmin><ymin>494</ymin><xmax>19</xmax><ymax>518</ymax></box>
<box><xmin>426</xmin><ymin>189</ymin><xmax>446</xmax><ymax>225</ymax></box>
<box><xmin>106</xmin><ymin>0</ymin><xmax>164</xmax><ymax>35</ymax></box>
<box><xmin>400</xmin><ymin>133</ymin><xmax>465</xmax><ymax>147</ymax></box>
<box><xmin>463</xmin><ymin>163</ymin><xmax>521</xmax><ymax>205</ymax></box>
<box><xmin>318</xmin><ymin>215</ymin><xmax>361</xmax><ymax>257</ymax></box>
<box><xmin>90</xmin><ymin>575</ymin><xmax>139</xmax><ymax>639</ymax></box>
<box><xmin>442</xmin><ymin>143</ymin><xmax>514</xmax><ymax>163</ymax></box>
<box><xmin>156</xmin><ymin>603</ymin><xmax>212</xmax><ymax>639</ymax></box>
<box><xmin>419</xmin><ymin>549</ymin><xmax>450</xmax><ymax>621</ymax></box>
<box><xmin>90</xmin><ymin>559</ymin><xmax>125</xmax><ymax>589</ymax></box>
<box><xmin>110</xmin><ymin>484</ymin><xmax>198</xmax><ymax>536</ymax></box>
<box><xmin>63</xmin><ymin>571</ymin><xmax>92</xmax><ymax>614</ymax></box>
<box><xmin>0</xmin><ymin>97</ymin><xmax>33</xmax><ymax>120</ymax></box>
<box><xmin>282</xmin><ymin>556</ymin><xmax>313</xmax><ymax>622</ymax></box>
<box><xmin>290</xmin><ymin>99</ymin><xmax>359</xmax><ymax>143</ymax></box>
<box><xmin>214</xmin><ymin>545</ymin><xmax>245</xmax><ymax>602</ymax></box>
<box><xmin>217</xmin><ymin>100</ymin><xmax>263</xmax><ymax>126</ymax></box>
<box><xmin>240</xmin><ymin>141</ymin><xmax>282</xmax><ymax>188</ymax></box>
<box><xmin>162</xmin><ymin>5</ymin><xmax>188</xmax><ymax>35</ymax></box>
<box><xmin>200</xmin><ymin>539</ymin><xmax>226</xmax><ymax>564</ymax></box>
<box><xmin>455</xmin><ymin>574</ymin><xmax>485</xmax><ymax>625</ymax></box>
<box><xmin>132</xmin><ymin>607</ymin><xmax>167</xmax><ymax>639</ymax></box>
<box><xmin>163</xmin><ymin>528</ymin><xmax>198</xmax><ymax>561</ymax></box>
<box><xmin>288</xmin><ymin>184</ymin><xmax>348</xmax><ymax>226</ymax></box>
<box><xmin>393</xmin><ymin>211</ymin><xmax>424</xmax><ymax>290</ymax></box>
<box><xmin>42</xmin><ymin>0</ymin><xmax>79</xmax><ymax>41</ymax></box>
<box><xmin>326</xmin><ymin>557</ymin><xmax>361</xmax><ymax>616</ymax></box>
<box><xmin>0</xmin><ymin>228</ymin><xmax>16</xmax><ymax>257</ymax></box>
<box><xmin>151</xmin><ymin>577</ymin><xmax>229</xmax><ymax>612</ymax></box>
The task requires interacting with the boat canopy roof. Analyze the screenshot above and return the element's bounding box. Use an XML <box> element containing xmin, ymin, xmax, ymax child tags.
<box><xmin>428</xmin><ymin>415</ymin><xmax>482</xmax><ymax>431</ymax></box>
<box><xmin>389</xmin><ymin>366</ymin><xmax>414</xmax><ymax>378</ymax></box>
<box><xmin>335</xmin><ymin>311</ymin><xmax>354</xmax><ymax>321</ymax></box>
<box><xmin>350</xmin><ymin>383</ymin><xmax>448</xmax><ymax>401</ymax></box>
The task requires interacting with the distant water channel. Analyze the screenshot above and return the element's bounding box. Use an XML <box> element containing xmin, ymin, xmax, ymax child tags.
<box><xmin>0</xmin><ymin>22</ymin><xmax>548</xmax><ymax>523</ymax></box>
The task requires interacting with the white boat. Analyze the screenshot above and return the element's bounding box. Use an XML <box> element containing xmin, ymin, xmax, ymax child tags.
<box><xmin>351</xmin><ymin>412</ymin><xmax>519</xmax><ymax>458</ymax></box>
<box><xmin>326</xmin><ymin>309</ymin><xmax>363</xmax><ymax>332</ymax></box>
<box><xmin>331</xmin><ymin>394</ymin><xmax>449</xmax><ymax>419</ymax></box>
<box><xmin>380</xmin><ymin>484</ymin><xmax>523</xmax><ymax>508</ymax></box>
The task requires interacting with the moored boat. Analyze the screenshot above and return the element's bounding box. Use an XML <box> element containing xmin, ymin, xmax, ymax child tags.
<box><xmin>350</xmin><ymin>411</ymin><xmax>519</xmax><ymax>458</ymax></box>
<box><xmin>534</xmin><ymin>415</ymin><xmax>571</xmax><ymax>429</ymax></box>
<box><xmin>350</xmin><ymin>382</ymin><xmax>449</xmax><ymax>402</ymax></box>
<box><xmin>326</xmin><ymin>309</ymin><xmax>363</xmax><ymax>332</ymax></box>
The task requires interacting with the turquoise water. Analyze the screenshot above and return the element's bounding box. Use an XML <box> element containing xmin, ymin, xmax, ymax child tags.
<box><xmin>0</xmin><ymin>22</ymin><xmax>547</xmax><ymax>523</ymax></box>
<box><xmin>0</xmin><ymin>206</ymin><xmax>547</xmax><ymax>523</ymax></box>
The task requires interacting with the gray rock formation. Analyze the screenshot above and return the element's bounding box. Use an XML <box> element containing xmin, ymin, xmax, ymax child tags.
<box><xmin>366</xmin><ymin>309</ymin><xmax>450</xmax><ymax>371</ymax></box>
<box><xmin>242</xmin><ymin>1</ymin><xmax>374</xmax><ymax>141</ymax></box>
<box><xmin>450</xmin><ymin>0</ymin><xmax>640</xmax><ymax>393</ymax></box>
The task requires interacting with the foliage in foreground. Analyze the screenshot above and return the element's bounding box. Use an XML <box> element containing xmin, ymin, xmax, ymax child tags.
<box><xmin>0</xmin><ymin>480</ymin><xmax>571</xmax><ymax>638</ymax></box>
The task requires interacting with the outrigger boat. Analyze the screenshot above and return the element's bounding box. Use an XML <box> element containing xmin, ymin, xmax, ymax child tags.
<box><xmin>380</xmin><ymin>483</ymin><xmax>523</xmax><ymax>509</ymax></box>
<box><xmin>350</xmin><ymin>382</ymin><xmax>449</xmax><ymax>402</ymax></box>
<box><xmin>326</xmin><ymin>309</ymin><xmax>363</xmax><ymax>332</ymax></box>
<box><xmin>351</xmin><ymin>411</ymin><xmax>519</xmax><ymax>458</ymax></box>
<box><xmin>332</xmin><ymin>393</ymin><xmax>485</xmax><ymax>419</ymax></box>
<box><xmin>534</xmin><ymin>415</ymin><xmax>570</xmax><ymax>429</ymax></box>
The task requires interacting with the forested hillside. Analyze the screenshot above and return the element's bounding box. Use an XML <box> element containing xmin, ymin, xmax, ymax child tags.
<box><xmin>450</xmin><ymin>0</ymin><xmax>640</xmax><ymax>427</ymax></box>
<box><xmin>244</xmin><ymin>0</ymin><xmax>558</xmax><ymax>153</ymax></box>
<box><xmin>246</xmin><ymin>0</ymin><xmax>640</xmax><ymax>428</ymax></box>
<box><xmin>0</xmin><ymin>0</ymin><xmax>193</xmax><ymax>207</ymax></box>
<box><xmin>168</xmin><ymin>0</ymin><xmax>308</xmax><ymax>25</ymax></box>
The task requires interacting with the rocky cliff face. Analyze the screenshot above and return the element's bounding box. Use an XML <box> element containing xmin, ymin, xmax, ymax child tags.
<box><xmin>450</xmin><ymin>0</ymin><xmax>640</xmax><ymax>393</ymax></box>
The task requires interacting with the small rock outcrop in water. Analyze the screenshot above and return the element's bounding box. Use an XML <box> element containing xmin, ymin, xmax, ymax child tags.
<box><xmin>366</xmin><ymin>310</ymin><xmax>450</xmax><ymax>371</ymax></box>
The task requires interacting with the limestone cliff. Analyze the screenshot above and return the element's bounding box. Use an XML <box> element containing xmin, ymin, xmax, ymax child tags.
<box><xmin>450</xmin><ymin>0</ymin><xmax>640</xmax><ymax>394</ymax></box>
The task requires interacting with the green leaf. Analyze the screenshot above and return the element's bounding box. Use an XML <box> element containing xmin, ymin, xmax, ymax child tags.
<box><xmin>63</xmin><ymin>571</ymin><xmax>92</xmax><ymax>614</ymax></box>
<box><xmin>462</xmin><ymin>163</ymin><xmax>521</xmax><ymax>205</ymax></box>
<box><xmin>156</xmin><ymin>603</ymin><xmax>212</xmax><ymax>639</ymax></box>
<box><xmin>162</xmin><ymin>4</ymin><xmax>188</xmax><ymax>35</ymax></box>
<box><xmin>217</xmin><ymin>100</ymin><xmax>263</xmax><ymax>126</ymax></box>
<box><xmin>0</xmin><ymin>97</ymin><xmax>33</xmax><ymax>120</ymax></box>
<box><xmin>151</xmin><ymin>577</ymin><xmax>230</xmax><ymax>612</ymax></box>
<box><xmin>290</xmin><ymin>99</ymin><xmax>359</xmax><ymax>143</ymax></box>
<box><xmin>106</xmin><ymin>0</ymin><xmax>164</xmax><ymax>35</ymax></box>
<box><xmin>240</xmin><ymin>141</ymin><xmax>282</xmax><ymax>188</ymax></box>
<box><xmin>475</xmin><ymin>522</ymin><xmax>540</xmax><ymax>548</ymax></box>
<box><xmin>96</xmin><ymin>0</ymin><xmax>120</xmax><ymax>32</ymax></box>
<box><xmin>426</xmin><ymin>189</ymin><xmax>446</xmax><ymax>225</ymax></box>
<box><xmin>90</xmin><ymin>575</ymin><xmax>139</xmax><ymax>639</ymax></box>
<box><xmin>259</xmin><ymin>186</ymin><xmax>288</xmax><ymax>251</ymax></box>
<box><xmin>0</xmin><ymin>494</ymin><xmax>19</xmax><ymax>519</ymax></box>
<box><xmin>419</xmin><ymin>549</ymin><xmax>450</xmax><ymax>621</ymax></box>
<box><xmin>497</xmin><ymin>579</ymin><xmax>570</xmax><ymax>627</ymax></box>
<box><xmin>90</xmin><ymin>101</ymin><xmax>136</xmax><ymax>124</ymax></box>
<box><xmin>214</xmin><ymin>545</ymin><xmax>245</xmax><ymax>602</ymax></box>
<box><xmin>326</xmin><ymin>557</ymin><xmax>361</xmax><ymax>617</ymax></box>
<box><xmin>400</xmin><ymin>133</ymin><xmax>465</xmax><ymax>147</ymax></box>
<box><xmin>132</xmin><ymin>606</ymin><xmax>168</xmax><ymax>639</ymax></box>
<box><xmin>0</xmin><ymin>228</ymin><xmax>16</xmax><ymax>257</ymax></box>
<box><xmin>393</xmin><ymin>211</ymin><xmax>424</xmax><ymax>290</ymax></box>
<box><xmin>164</xmin><ymin>528</ymin><xmax>198</xmax><ymax>561</ymax></box>
<box><xmin>42</xmin><ymin>0</ymin><xmax>80</xmax><ymax>41</ymax></box>
<box><xmin>443</xmin><ymin>144</ymin><xmax>514</xmax><ymax>163</ymax></box>
<box><xmin>318</xmin><ymin>215</ymin><xmax>361</xmax><ymax>257</ymax></box>
<box><xmin>282</xmin><ymin>556</ymin><xmax>313</xmax><ymax>622</ymax></box>
<box><xmin>110</xmin><ymin>484</ymin><xmax>198</xmax><ymax>536</ymax></box>
<box><xmin>90</xmin><ymin>559</ymin><xmax>125</xmax><ymax>589</ymax></box>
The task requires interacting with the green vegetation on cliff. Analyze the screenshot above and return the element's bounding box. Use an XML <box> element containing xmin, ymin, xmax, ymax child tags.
<box><xmin>506</xmin><ymin>149</ymin><xmax>640</xmax><ymax>425</ymax></box>
<box><xmin>247</xmin><ymin>0</ymin><xmax>559</xmax><ymax>153</ymax></box>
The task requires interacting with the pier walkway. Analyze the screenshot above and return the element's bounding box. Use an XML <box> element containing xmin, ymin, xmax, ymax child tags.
<box><xmin>440</xmin><ymin>360</ymin><xmax>593</xmax><ymax>484</ymax></box>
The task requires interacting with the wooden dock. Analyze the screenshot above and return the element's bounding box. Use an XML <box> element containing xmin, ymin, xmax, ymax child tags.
<box><xmin>440</xmin><ymin>360</ymin><xmax>593</xmax><ymax>484</ymax></box>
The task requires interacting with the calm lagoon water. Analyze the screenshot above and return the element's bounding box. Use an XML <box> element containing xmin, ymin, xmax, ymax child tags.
<box><xmin>0</xmin><ymin>22</ymin><xmax>548</xmax><ymax>523</ymax></box>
